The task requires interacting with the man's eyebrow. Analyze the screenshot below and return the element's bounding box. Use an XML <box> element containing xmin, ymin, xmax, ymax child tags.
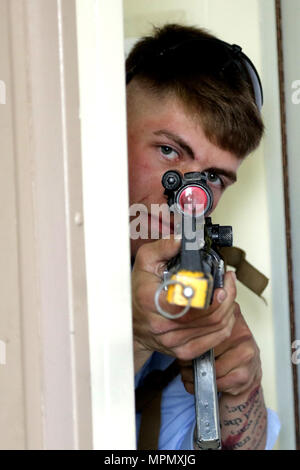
<box><xmin>153</xmin><ymin>129</ymin><xmax>237</xmax><ymax>184</ymax></box>
<box><xmin>207</xmin><ymin>167</ymin><xmax>237</xmax><ymax>184</ymax></box>
<box><xmin>153</xmin><ymin>130</ymin><xmax>195</xmax><ymax>159</ymax></box>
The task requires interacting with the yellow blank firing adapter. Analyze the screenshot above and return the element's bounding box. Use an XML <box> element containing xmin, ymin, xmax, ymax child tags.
<box><xmin>167</xmin><ymin>269</ymin><xmax>213</xmax><ymax>310</ymax></box>
<box><xmin>154</xmin><ymin>269</ymin><xmax>214</xmax><ymax>320</ymax></box>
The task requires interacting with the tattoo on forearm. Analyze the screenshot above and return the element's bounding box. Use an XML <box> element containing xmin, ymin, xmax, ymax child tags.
<box><xmin>225</xmin><ymin>387</ymin><xmax>260</xmax><ymax>415</ymax></box>
<box><xmin>221</xmin><ymin>387</ymin><xmax>267</xmax><ymax>450</ymax></box>
<box><xmin>253</xmin><ymin>424</ymin><xmax>267</xmax><ymax>450</ymax></box>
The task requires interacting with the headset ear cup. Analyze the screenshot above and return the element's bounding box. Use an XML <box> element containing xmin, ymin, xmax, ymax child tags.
<box><xmin>241</xmin><ymin>57</ymin><xmax>263</xmax><ymax>110</ymax></box>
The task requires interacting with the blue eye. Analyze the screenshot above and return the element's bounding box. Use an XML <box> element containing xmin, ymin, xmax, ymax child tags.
<box><xmin>204</xmin><ymin>171</ymin><xmax>224</xmax><ymax>188</ymax></box>
<box><xmin>159</xmin><ymin>146</ymin><xmax>179</xmax><ymax>160</ymax></box>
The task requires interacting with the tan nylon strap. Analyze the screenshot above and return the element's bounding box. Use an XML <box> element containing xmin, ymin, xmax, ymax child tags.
<box><xmin>220</xmin><ymin>246</ymin><xmax>269</xmax><ymax>296</ymax></box>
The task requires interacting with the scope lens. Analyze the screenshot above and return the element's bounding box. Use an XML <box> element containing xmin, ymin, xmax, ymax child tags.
<box><xmin>178</xmin><ymin>186</ymin><xmax>209</xmax><ymax>216</ymax></box>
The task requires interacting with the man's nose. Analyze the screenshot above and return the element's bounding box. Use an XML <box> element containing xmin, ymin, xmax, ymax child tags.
<box><xmin>183</xmin><ymin>163</ymin><xmax>205</xmax><ymax>175</ymax></box>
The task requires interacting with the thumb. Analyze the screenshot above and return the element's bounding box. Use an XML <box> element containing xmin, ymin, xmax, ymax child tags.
<box><xmin>210</xmin><ymin>270</ymin><xmax>237</xmax><ymax>308</ymax></box>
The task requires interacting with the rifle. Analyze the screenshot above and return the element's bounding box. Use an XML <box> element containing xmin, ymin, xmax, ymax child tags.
<box><xmin>154</xmin><ymin>170</ymin><xmax>232</xmax><ymax>450</ymax></box>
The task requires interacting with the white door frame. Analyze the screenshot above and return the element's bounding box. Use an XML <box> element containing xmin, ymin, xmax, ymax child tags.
<box><xmin>0</xmin><ymin>0</ymin><xmax>135</xmax><ymax>449</ymax></box>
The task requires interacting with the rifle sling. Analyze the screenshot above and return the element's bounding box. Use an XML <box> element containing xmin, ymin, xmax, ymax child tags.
<box><xmin>136</xmin><ymin>360</ymin><xmax>180</xmax><ymax>450</ymax></box>
<box><xmin>219</xmin><ymin>247</ymin><xmax>269</xmax><ymax>297</ymax></box>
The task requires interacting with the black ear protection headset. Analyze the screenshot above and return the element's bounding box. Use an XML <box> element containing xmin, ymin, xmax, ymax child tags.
<box><xmin>126</xmin><ymin>36</ymin><xmax>263</xmax><ymax>112</ymax></box>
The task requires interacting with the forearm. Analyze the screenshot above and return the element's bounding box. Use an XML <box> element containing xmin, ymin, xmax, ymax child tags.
<box><xmin>219</xmin><ymin>385</ymin><xmax>267</xmax><ymax>450</ymax></box>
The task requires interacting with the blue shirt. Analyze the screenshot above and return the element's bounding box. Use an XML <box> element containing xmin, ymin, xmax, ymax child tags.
<box><xmin>135</xmin><ymin>352</ymin><xmax>281</xmax><ymax>450</ymax></box>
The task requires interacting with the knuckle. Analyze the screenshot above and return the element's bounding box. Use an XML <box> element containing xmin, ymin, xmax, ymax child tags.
<box><xmin>220</xmin><ymin>321</ymin><xmax>234</xmax><ymax>341</ymax></box>
<box><xmin>134</xmin><ymin>283</ymin><xmax>147</xmax><ymax>308</ymax></box>
<box><xmin>150</xmin><ymin>316</ymin><xmax>174</xmax><ymax>335</ymax></box>
<box><xmin>224</xmin><ymin>327</ymin><xmax>232</xmax><ymax>340</ymax></box>
<box><xmin>209</xmin><ymin>308</ymin><xmax>225</xmax><ymax>327</ymax></box>
<box><xmin>160</xmin><ymin>331</ymin><xmax>178</xmax><ymax>348</ymax></box>
<box><xmin>257</xmin><ymin>366</ymin><xmax>263</xmax><ymax>382</ymax></box>
<box><xmin>149</xmin><ymin>317</ymin><xmax>165</xmax><ymax>335</ymax></box>
<box><xmin>242</xmin><ymin>346</ymin><xmax>256</xmax><ymax>364</ymax></box>
<box><xmin>233</xmin><ymin>302</ymin><xmax>242</xmax><ymax>315</ymax></box>
<box><xmin>176</xmin><ymin>349</ymin><xmax>190</xmax><ymax>362</ymax></box>
<box><xmin>219</xmin><ymin>312</ymin><xmax>232</xmax><ymax>331</ymax></box>
<box><xmin>209</xmin><ymin>302</ymin><xmax>236</xmax><ymax>329</ymax></box>
<box><xmin>241</xmin><ymin>369</ymin><xmax>251</xmax><ymax>385</ymax></box>
<box><xmin>176</xmin><ymin>344</ymin><xmax>196</xmax><ymax>362</ymax></box>
<box><xmin>242</xmin><ymin>330</ymin><xmax>253</xmax><ymax>343</ymax></box>
<box><xmin>135</xmin><ymin>243</ymin><xmax>151</xmax><ymax>267</ymax></box>
<box><xmin>233</xmin><ymin>368</ymin><xmax>250</xmax><ymax>386</ymax></box>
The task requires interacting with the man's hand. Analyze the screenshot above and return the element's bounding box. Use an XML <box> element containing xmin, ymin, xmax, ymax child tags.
<box><xmin>179</xmin><ymin>306</ymin><xmax>262</xmax><ymax>397</ymax></box>
<box><xmin>132</xmin><ymin>237</ymin><xmax>237</xmax><ymax>373</ymax></box>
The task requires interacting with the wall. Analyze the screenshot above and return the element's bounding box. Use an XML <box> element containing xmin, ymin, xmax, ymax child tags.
<box><xmin>281</xmin><ymin>0</ymin><xmax>300</xmax><ymax>430</ymax></box>
<box><xmin>0</xmin><ymin>0</ymin><xmax>93</xmax><ymax>449</ymax></box>
<box><xmin>0</xmin><ymin>0</ymin><xmax>26</xmax><ymax>448</ymax></box>
<box><xmin>76</xmin><ymin>0</ymin><xmax>136</xmax><ymax>449</ymax></box>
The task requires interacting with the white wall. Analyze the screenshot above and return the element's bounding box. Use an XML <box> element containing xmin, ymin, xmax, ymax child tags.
<box><xmin>0</xmin><ymin>0</ymin><xmax>26</xmax><ymax>448</ymax></box>
<box><xmin>281</xmin><ymin>0</ymin><xmax>300</xmax><ymax>428</ymax></box>
<box><xmin>76</xmin><ymin>0</ymin><xmax>136</xmax><ymax>450</ymax></box>
<box><xmin>123</xmin><ymin>0</ymin><xmax>295</xmax><ymax>449</ymax></box>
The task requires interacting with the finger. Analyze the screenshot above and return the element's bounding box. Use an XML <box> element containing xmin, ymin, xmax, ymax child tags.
<box><xmin>216</xmin><ymin>365</ymin><xmax>257</xmax><ymax>395</ymax></box>
<box><xmin>172</xmin><ymin>312</ymin><xmax>236</xmax><ymax>361</ymax></box>
<box><xmin>180</xmin><ymin>365</ymin><xmax>194</xmax><ymax>383</ymax></box>
<box><xmin>177</xmin><ymin>359</ymin><xmax>193</xmax><ymax>368</ymax></box>
<box><xmin>134</xmin><ymin>237</ymin><xmax>181</xmax><ymax>276</ymax></box>
<box><xmin>220</xmin><ymin>368</ymin><xmax>263</xmax><ymax>397</ymax></box>
<box><xmin>215</xmin><ymin>341</ymin><xmax>257</xmax><ymax>379</ymax></box>
<box><xmin>214</xmin><ymin>306</ymin><xmax>253</xmax><ymax>357</ymax></box>
<box><xmin>154</xmin><ymin>302</ymin><xmax>237</xmax><ymax>349</ymax></box>
<box><xmin>182</xmin><ymin>380</ymin><xmax>195</xmax><ymax>395</ymax></box>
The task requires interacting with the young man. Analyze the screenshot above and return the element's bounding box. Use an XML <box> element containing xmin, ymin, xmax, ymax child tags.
<box><xmin>126</xmin><ymin>24</ymin><xmax>280</xmax><ymax>450</ymax></box>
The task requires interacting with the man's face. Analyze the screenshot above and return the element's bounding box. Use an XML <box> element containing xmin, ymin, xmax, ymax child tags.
<box><xmin>127</xmin><ymin>82</ymin><xmax>243</xmax><ymax>256</ymax></box>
